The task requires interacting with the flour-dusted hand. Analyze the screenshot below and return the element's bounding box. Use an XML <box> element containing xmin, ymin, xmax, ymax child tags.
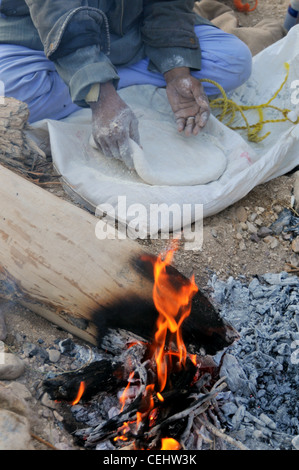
<box><xmin>164</xmin><ymin>67</ymin><xmax>210</xmax><ymax>136</ymax></box>
<box><xmin>89</xmin><ymin>82</ymin><xmax>140</xmax><ymax>169</ymax></box>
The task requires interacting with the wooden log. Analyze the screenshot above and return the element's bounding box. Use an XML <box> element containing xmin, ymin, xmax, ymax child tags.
<box><xmin>0</xmin><ymin>162</ymin><xmax>238</xmax><ymax>353</ymax></box>
<box><xmin>0</xmin><ymin>162</ymin><xmax>155</xmax><ymax>345</ymax></box>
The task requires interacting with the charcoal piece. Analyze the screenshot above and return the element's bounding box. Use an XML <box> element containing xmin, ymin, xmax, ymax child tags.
<box><xmin>162</xmin><ymin>356</ymin><xmax>198</xmax><ymax>396</ymax></box>
<box><xmin>270</xmin><ymin>208</ymin><xmax>292</xmax><ymax>234</ymax></box>
<box><xmin>93</xmin><ymin>254</ymin><xmax>239</xmax><ymax>356</ymax></box>
<box><xmin>286</xmin><ymin>214</ymin><xmax>299</xmax><ymax>237</ymax></box>
<box><xmin>43</xmin><ymin>360</ymin><xmax>126</xmax><ymax>403</ymax></box>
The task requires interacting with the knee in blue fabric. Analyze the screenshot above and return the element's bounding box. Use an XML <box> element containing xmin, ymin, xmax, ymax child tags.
<box><xmin>191</xmin><ymin>25</ymin><xmax>252</xmax><ymax>94</ymax></box>
<box><xmin>0</xmin><ymin>45</ymin><xmax>79</xmax><ymax>122</ymax></box>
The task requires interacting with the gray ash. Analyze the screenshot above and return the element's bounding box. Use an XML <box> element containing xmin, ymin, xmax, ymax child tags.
<box><xmin>210</xmin><ymin>271</ymin><xmax>299</xmax><ymax>449</ymax></box>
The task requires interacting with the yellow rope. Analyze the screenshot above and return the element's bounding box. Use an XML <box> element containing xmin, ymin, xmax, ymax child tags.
<box><xmin>200</xmin><ymin>63</ymin><xmax>299</xmax><ymax>143</ymax></box>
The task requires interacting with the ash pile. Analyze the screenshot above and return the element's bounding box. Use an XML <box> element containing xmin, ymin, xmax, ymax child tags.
<box><xmin>209</xmin><ymin>271</ymin><xmax>299</xmax><ymax>450</ymax></box>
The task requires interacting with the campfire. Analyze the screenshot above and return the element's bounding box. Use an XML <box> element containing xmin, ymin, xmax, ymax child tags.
<box><xmin>43</xmin><ymin>243</ymin><xmax>243</xmax><ymax>450</ymax></box>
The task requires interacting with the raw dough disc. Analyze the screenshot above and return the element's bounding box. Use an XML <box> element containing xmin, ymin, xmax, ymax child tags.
<box><xmin>130</xmin><ymin>119</ymin><xmax>227</xmax><ymax>186</ymax></box>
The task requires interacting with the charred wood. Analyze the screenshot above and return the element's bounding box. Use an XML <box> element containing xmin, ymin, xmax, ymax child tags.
<box><xmin>43</xmin><ymin>360</ymin><xmax>126</xmax><ymax>403</ymax></box>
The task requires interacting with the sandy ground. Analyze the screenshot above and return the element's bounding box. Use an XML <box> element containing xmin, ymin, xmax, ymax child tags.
<box><xmin>1</xmin><ymin>0</ymin><xmax>299</xmax><ymax>450</ymax></box>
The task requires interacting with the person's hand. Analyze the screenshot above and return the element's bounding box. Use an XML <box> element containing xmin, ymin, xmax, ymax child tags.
<box><xmin>164</xmin><ymin>67</ymin><xmax>210</xmax><ymax>136</ymax></box>
<box><xmin>89</xmin><ymin>81</ymin><xmax>140</xmax><ymax>169</ymax></box>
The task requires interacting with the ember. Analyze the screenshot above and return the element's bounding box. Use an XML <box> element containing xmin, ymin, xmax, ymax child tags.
<box><xmin>161</xmin><ymin>438</ymin><xmax>181</xmax><ymax>450</ymax></box>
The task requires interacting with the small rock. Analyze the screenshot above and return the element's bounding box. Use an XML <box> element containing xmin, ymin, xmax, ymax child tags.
<box><xmin>0</xmin><ymin>387</ymin><xmax>29</xmax><ymax>416</ymax></box>
<box><xmin>289</xmin><ymin>253</ymin><xmax>299</xmax><ymax>267</ymax></box>
<box><xmin>4</xmin><ymin>383</ymin><xmax>32</xmax><ymax>402</ymax></box>
<box><xmin>256</xmin><ymin>206</ymin><xmax>265</xmax><ymax>214</ymax></box>
<box><xmin>0</xmin><ymin>353</ymin><xmax>25</xmax><ymax>380</ymax></box>
<box><xmin>239</xmin><ymin>222</ymin><xmax>248</xmax><ymax>231</ymax></box>
<box><xmin>270</xmin><ymin>238</ymin><xmax>279</xmax><ymax>249</ymax></box>
<box><xmin>42</xmin><ymin>407</ymin><xmax>53</xmax><ymax>419</ymax></box>
<box><xmin>273</xmin><ymin>204</ymin><xmax>283</xmax><ymax>214</ymax></box>
<box><xmin>41</xmin><ymin>392</ymin><xmax>57</xmax><ymax>410</ymax></box>
<box><xmin>0</xmin><ymin>410</ymin><xmax>34</xmax><ymax>450</ymax></box>
<box><xmin>235</xmin><ymin>206</ymin><xmax>247</xmax><ymax>223</ymax></box>
<box><xmin>254</xmin><ymin>218</ymin><xmax>263</xmax><ymax>227</ymax></box>
<box><xmin>247</xmin><ymin>221</ymin><xmax>257</xmax><ymax>234</ymax></box>
<box><xmin>47</xmin><ymin>349</ymin><xmax>61</xmax><ymax>363</ymax></box>
<box><xmin>257</xmin><ymin>227</ymin><xmax>273</xmax><ymax>238</ymax></box>
<box><xmin>264</xmin><ymin>235</ymin><xmax>275</xmax><ymax>245</ymax></box>
<box><xmin>0</xmin><ymin>386</ymin><xmax>34</xmax><ymax>449</ymax></box>
<box><xmin>239</xmin><ymin>240</ymin><xmax>246</xmax><ymax>251</ymax></box>
<box><xmin>292</xmin><ymin>435</ymin><xmax>299</xmax><ymax>450</ymax></box>
<box><xmin>282</xmin><ymin>232</ymin><xmax>292</xmax><ymax>241</ymax></box>
<box><xmin>250</xmin><ymin>233</ymin><xmax>260</xmax><ymax>243</ymax></box>
<box><xmin>292</xmin><ymin>238</ymin><xmax>299</xmax><ymax>253</ymax></box>
<box><xmin>270</xmin><ymin>208</ymin><xmax>292</xmax><ymax>234</ymax></box>
<box><xmin>249</xmin><ymin>212</ymin><xmax>257</xmax><ymax>222</ymax></box>
<box><xmin>53</xmin><ymin>410</ymin><xmax>64</xmax><ymax>422</ymax></box>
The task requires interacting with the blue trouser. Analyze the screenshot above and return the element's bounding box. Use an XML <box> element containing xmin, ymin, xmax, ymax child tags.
<box><xmin>0</xmin><ymin>25</ymin><xmax>252</xmax><ymax>123</ymax></box>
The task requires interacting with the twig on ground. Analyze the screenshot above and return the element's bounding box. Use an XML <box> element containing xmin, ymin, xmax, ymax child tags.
<box><xmin>31</xmin><ymin>432</ymin><xmax>58</xmax><ymax>450</ymax></box>
<box><xmin>196</xmin><ymin>416</ymin><xmax>249</xmax><ymax>450</ymax></box>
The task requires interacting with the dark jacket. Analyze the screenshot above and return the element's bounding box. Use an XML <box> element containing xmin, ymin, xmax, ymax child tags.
<box><xmin>0</xmin><ymin>0</ymin><xmax>211</xmax><ymax>106</ymax></box>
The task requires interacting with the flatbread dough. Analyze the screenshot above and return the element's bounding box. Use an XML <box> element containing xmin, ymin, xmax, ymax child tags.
<box><xmin>130</xmin><ymin>120</ymin><xmax>227</xmax><ymax>186</ymax></box>
<box><xmin>90</xmin><ymin>85</ymin><xmax>227</xmax><ymax>186</ymax></box>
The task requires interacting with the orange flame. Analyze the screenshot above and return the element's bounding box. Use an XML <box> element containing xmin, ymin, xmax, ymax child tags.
<box><xmin>150</xmin><ymin>243</ymin><xmax>198</xmax><ymax>392</ymax></box>
<box><xmin>71</xmin><ymin>381</ymin><xmax>85</xmax><ymax>405</ymax></box>
<box><xmin>113</xmin><ymin>422</ymin><xmax>131</xmax><ymax>442</ymax></box>
<box><xmin>161</xmin><ymin>438</ymin><xmax>181</xmax><ymax>450</ymax></box>
<box><xmin>115</xmin><ymin>242</ymin><xmax>198</xmax><ymax>447</ymax></box>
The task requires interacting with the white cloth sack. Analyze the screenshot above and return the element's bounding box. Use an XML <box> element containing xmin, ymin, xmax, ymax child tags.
<box><xmin>29</xmin><ymin>26</ymin><xmax>299</xmax><ymax>237</ymax></box>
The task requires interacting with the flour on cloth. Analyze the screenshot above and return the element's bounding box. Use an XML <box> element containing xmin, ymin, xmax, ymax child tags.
<box><xmin>89</xmin><ymin>85</ymin><xmax>227</xmax><ymax>186</ymax></box>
